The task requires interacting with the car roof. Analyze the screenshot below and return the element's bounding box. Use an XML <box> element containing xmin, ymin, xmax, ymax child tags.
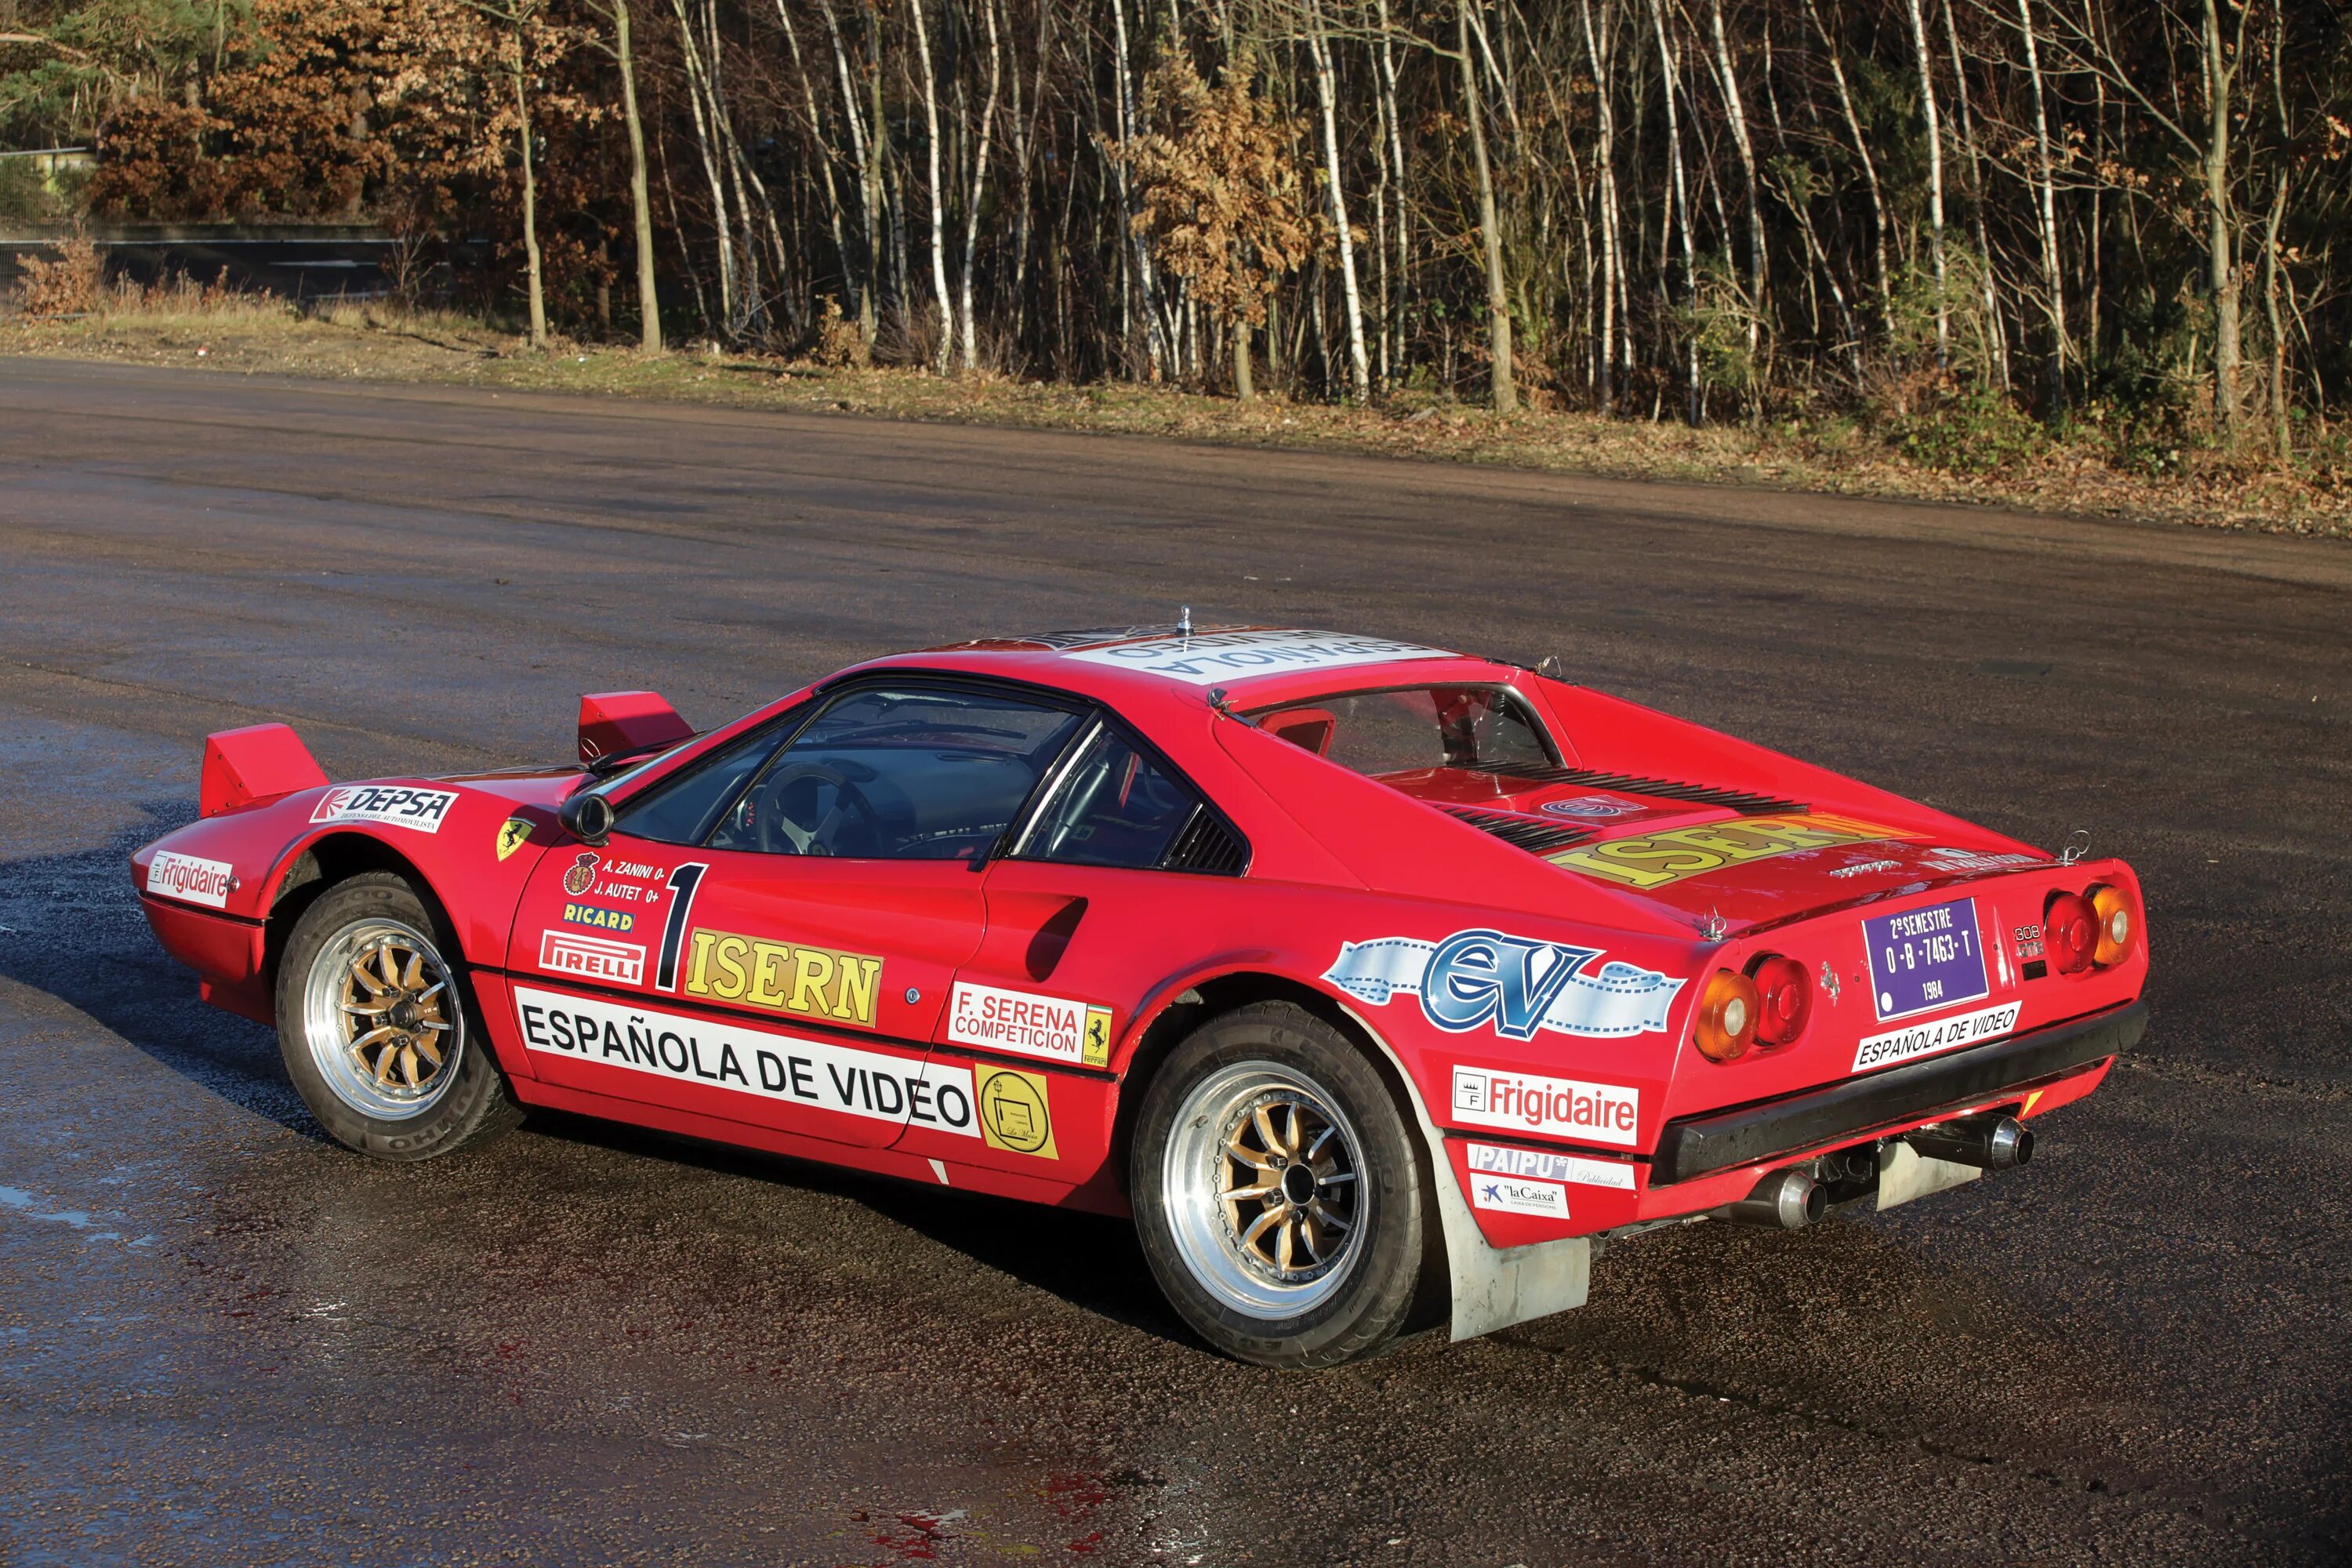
<box><xmin>852</xmin><ymin>624</ymin><xmax>1519</xmax><ymax>710</ymax></box>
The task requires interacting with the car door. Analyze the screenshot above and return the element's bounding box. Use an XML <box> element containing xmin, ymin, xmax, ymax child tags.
<box><xmin>898</xmin><ymin>715</ymin><xmax>1250</xmax><ymax>1185</ymax></box>
<box><xmin>506</xmin><ymin>680</ymin><xmax>1089</xmax><ymax>1152</ymax></box>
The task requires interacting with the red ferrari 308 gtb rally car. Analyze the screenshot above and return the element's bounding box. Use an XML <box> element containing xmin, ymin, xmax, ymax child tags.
<box><xmin>132</xmin><ymin>626</ymin><xmax>2147</xmax><ymax>1367</ymax></box>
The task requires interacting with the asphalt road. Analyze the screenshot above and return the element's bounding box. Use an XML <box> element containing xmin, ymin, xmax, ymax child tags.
<box><xmin>1</xmin><ymin>355</ymin><xmax>2345</xmax><ymax>1566</ymax></box>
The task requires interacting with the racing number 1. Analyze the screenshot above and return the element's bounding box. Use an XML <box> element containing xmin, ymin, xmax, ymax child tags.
<box><xmin>654</xmin><ymin>862</ymin><xmax>709</xmax><ymax>991</ymax></box>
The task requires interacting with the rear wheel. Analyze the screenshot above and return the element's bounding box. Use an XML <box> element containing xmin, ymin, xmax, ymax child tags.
<box><xmin>1132</xmin><ymin>1002</ymin><xmax>1428</xmax><ymax>1368</ymax></box>
<box><xmin>274</xmin><ymin>872</ymin><xmax>519</xmax><ymax>1160</ymax></box>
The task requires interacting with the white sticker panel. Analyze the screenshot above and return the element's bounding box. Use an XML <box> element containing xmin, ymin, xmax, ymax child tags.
<box><xmin>1468</xmin><ymin>1174</ymin><xmax>1571</xmax><ymax>1220</ymax></box>
<box><xmin>946</xmin><ymin>982</ymin><xmax>1112</xmax><ymax>1068</ymax></box>
<box><xmin>1464</xmin><ymin>1140</ymin><xmax>1637</xmax><ymax>1190</ymax></box>
<box><xmin>514</xmin><ymin>985</ymin><xmax>979</xmax><ymax>1137</ymax></box>
<box><xmin>1450</xmin><ymin>1065</ymin><xmax>1641</xmax><ymax>1146</ymax></box>
<box><xmin>1853</xmin><ymin>1000</ymin><xmax>2023</xmax><ymax>1073</ymax></box>
<box><xmin>147</xmin><ymin>850</ymin><xmax>234</xmax><ymax>909</ymax></box>
<box><xmin>310</xmin><ymin>785</ymin><xmax>459</xmax><ymax>833</ymax></box>
<box><xmin>1063</xmin><ymin>629</ymin><xmax>1459</xmax><ymax>686</ymax></box>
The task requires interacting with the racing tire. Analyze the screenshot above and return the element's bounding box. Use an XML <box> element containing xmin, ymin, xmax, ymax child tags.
<box><xmin>274</xmin><ymin>872</ymin><xmax>521</xmax><ymax>1161</ymax></box>
<box><xmin>1132</xmin><ymin>1002</ymin><xmax>1428</xmax><ymax>1369</ymax></box>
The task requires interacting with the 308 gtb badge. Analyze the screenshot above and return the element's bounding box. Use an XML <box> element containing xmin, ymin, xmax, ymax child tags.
<box><xmin>129</xmin><ymin>625</ymin><xmax>2147</xmax><ymax>1368</ymax></box>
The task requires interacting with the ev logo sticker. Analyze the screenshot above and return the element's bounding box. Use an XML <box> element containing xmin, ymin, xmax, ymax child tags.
<box><xmin>1323</xmin><ymin>929</ymin><xmax>1684</xmax><ymax>1041</ymax></box>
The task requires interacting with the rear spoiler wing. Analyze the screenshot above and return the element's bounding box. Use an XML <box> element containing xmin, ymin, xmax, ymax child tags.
<box><xmin>201</xmin><ymin>723</ymin><xmax>328</xmax><ymax>817</ymax></box>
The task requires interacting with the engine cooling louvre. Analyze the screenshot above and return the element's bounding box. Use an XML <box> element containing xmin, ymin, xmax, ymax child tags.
<box><xmin>1458</xmin><ymin>761</ymin><xmax>1807</xmax><ymax>817</ymax></box>
<box><xmin>1440</xmin><ymin>807</ymin><xmax>1596</xmax><ymax>857</ymax></box>
<box><xmin>1163</xmin><ymin>809</ymin><xmax>1250</xmax><ymax>874</ymax></box>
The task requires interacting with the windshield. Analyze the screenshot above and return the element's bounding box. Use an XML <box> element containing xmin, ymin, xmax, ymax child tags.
<box><xmin>1247</xmin><ymin>686</ymin><xmax>1555</xmax><ymax>779</ymax></box>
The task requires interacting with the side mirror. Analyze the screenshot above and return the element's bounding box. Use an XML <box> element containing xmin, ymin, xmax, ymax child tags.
<box><xmin>558</xmin><ymin>789</ymin><xmax>615</xmax><ymax>847</ymax></box>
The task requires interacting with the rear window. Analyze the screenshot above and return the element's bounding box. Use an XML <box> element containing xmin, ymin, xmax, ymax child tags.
<box><xmin>1247</xmin><ymin>686</ymin><xmax>1555</xmax><ymax>778</ymax></box>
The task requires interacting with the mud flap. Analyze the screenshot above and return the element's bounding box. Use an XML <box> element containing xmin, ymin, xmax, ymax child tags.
<box><xmin>1336</xmin><ymin>1002</ymin><xmax>1594</xmax><ymax>1342</ymax></box>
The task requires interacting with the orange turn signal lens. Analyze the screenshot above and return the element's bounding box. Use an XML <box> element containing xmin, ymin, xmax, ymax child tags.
<box><xmin>1694</xmin><ymin>968</ymin><xmax>1762</xmax><ymax>1062</ymax></box>
<box><xmin>2089</xmin><ymin>884</ymin><xmax>2135</xmax><ymax>967</ymax></box>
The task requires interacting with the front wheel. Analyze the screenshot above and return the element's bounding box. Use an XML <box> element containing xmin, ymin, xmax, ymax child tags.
<box><xmin>274</xmin><ymin>872</ymin><xmax>519</xmax><ymax>1160</ymax></box>
<box><xmin>1131</xmin><ymin>1002</ymin><xmax>1428</xmax><ymax>1368</ymax></box>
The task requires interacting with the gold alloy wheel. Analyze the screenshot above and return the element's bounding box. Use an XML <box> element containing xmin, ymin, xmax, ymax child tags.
<box><xmin>1219</xmin><ymin>1095</ymin><xmax>1358</xmax><ymax>1278</ymax></box>
<box><xmin>343</xmin><ymin>935</ymin><xmax>452</xmax><ymax>1092</ymax></box>
<box><xmin>1164</xmin><ymin>1062</ymin><xmax>1367</xmax><ymax>1318</ymax></box>
<box><xmin>302</xmin><ymin>917</ymin><xmax>465</xmax><ymax>1120</ymax></box>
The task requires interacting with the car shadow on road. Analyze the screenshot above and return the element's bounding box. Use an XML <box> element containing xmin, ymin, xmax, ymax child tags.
<box><xmin>0</xmin><ymin>804</ymin><xmax>327</xmax><ymax>1145</ymax></box>
<box><xmin>521</xmin><ymin>1105</ymin><xmax>1189</xmax><ymax>1347</ymax></box>
<box><xmin>0</xmin><ymin>811</ymin><xmax>1189</xmax><ymax>1348</ymax></box>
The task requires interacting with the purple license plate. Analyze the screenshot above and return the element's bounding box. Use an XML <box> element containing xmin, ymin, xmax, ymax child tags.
<box><xmin>1864</xmin><ymin>898</ymin><xmax>1990</xmax><ymax>1022</ymax></box>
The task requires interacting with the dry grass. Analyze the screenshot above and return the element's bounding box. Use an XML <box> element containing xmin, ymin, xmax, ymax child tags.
<box><xmin>3</xmin><ymin>293</ymin><xmax>2347</xmax><ymax>540</ymax></box>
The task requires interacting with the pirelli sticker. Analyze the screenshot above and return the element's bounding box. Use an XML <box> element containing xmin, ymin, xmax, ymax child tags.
<box><xmin>1547</xmin><ymin>812</ymin><xmax>1918</xmax><ymax>890</ymax></box>
<box><xmin>681</xmin><ymin>928</ymin><xmax>884</xmax><ymax>1028</ymax></box>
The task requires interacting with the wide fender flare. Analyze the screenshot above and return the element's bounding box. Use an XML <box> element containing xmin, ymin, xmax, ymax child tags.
<box><xmin>1116</xmin><ymin>958</ymin><xmax>1592</xmax><ymax>1343</ymax></box>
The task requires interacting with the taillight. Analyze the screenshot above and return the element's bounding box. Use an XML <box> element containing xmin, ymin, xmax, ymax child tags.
<box><xmin>2045</xmin><ymin>891</ymin><xmax>2098</xmax><ymax>975</ymax></box>
<box><xmin>1748</xmin><ymin>954</ymin><xmax>1812</xmax><ymax>1047</ymax></box>
<box><xmin>1694</xmin><ymin>969</ymin><xmax>1761</xmax><ymax>1062</ymax></box>
<box><xmin>2089</xmin><ymin>884</ymin><xmax>2136</xmax><ymax>967</ymax></box>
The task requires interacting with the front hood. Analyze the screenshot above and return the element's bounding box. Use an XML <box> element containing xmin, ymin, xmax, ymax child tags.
<box><xmin>423</xmin><ymin>765</ymin><xmax>588</xmax><ymax>808</ymax></box>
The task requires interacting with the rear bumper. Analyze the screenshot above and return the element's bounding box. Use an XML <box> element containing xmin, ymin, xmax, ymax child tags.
<box><xmin>1652</xmin><ymin>1000</ymin><xmax>2147</xmax><ymax>1185</ymax></box>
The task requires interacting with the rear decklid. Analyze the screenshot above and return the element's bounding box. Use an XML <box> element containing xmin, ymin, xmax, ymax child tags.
<box><xmin>1412</xmin><ymin>765</ymin><xmax>2044</xmax><ymax>930</ymax></box>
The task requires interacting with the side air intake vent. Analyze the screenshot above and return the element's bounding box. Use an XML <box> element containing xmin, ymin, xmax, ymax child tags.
<box><xmin>1163</xmin><ymin>809</ymin><xmax>1249</xmax><ymax>875</ymax></box>
<box><xmin>1442</xmin><ymin>808</ymin><xmax>1595</xmax><ymax>856</ymax></box>
<box><xmin>1461</xmin><ymin>762</ymin><xmax>1806</xmax><ymax>817</ymax></box>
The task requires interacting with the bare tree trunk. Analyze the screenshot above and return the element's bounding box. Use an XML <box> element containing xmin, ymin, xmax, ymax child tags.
<box><xmin>1374</xmin><ymin>0</ymin><xmax>1409</xmax><ymax>384</ymax></box>
<box><xmin>1903</xmin><ymin>0</ymin><xmax>1950</xmax><ymax>369</ymax></box>
<box><xmin>774</xmin><ymin>0</ymin><xmax>851</xmax><ymax>330</ymax></box>
<box><xmin>1234</xmin><ymin>315</ymin><xmax>1254</xmax><ymax>401</ymax></box>
<box><xmin>1804</xmin><ymin>0</ymin><xmax>1892</xmax><ymax>344</ymax></box>
<box><xmin>1581</xmin><ymin>0</ymin><xmax>1620</xmax><ymax>414</ymax></box>
<box><xmin>1460</xmin><ymin>1</ymin><xmax>1514</xmax><ymax>413</ymax></box>
<box><xmin>1107</xmin><ymin>0</ymin><xmax>1164</xmax><ymax>379</ymax></box>
<box><xmin>1308</xmin><ymin>0</ymin><xmax>1370</xmax><ymax>402</ymax></box>
<box><xmin>2201</xmin><ymin>0</ymin><xmax>2240</xmax><ymax>438</ymax></box>
<box><xmin>2016</xmin><ymin>0</ymin><xmax>2065</xmax><ymax>406</ymax></box>
<box><xmin>817</xmin><ymin>1</ymin><xmax>877</xmax><ymax>340</ymax></box>
<box><xmin>668</xmin><ymin>0</ymin><xmax>736</xmax><ymax>329</ymax></box>
<box><xmin>909</xmin><ymin>0</ymin><xmax>954</xmax><ymax>373</ymax></box>
<box><xmin>1652</xmin><ymin>0</ymin><xmax>1697</xmax><ymax>423</ymax></box>
<box><xmin>511</xmin><ymin>58</ymin><xmax>547</xmax><ymax>349</ymax></box>
<box><xmin>610</xmin><ymin>0</ymin><xmax>661</xmax><ymax>351</ymax></box>
<box><xmin>1705</xmin><ymin>0</ymin><xmax>1765</xmax><ymax>365</ymax></box>
<box><xmin>957</xmin><ymin>0</ymin><xmax>1003</xmax><ymax>372</ymax></box>
<box><xmin>1941</xmin><ymin>0</ymin><xmax>2004</xmax><ymax>387</ymax></box>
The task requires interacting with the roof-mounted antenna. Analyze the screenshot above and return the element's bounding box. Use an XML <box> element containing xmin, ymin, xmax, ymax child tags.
<box><xmin>1178</xmin><ymin>604</ymin><xmax>1193</xmax><ymax>637</ymax></box>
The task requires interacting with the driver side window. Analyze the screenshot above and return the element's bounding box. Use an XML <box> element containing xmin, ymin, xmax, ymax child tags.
<box><xmin>707</xmin><ymin>685</ymin><xmax>1082</xmax><ymax>860</ymax></box>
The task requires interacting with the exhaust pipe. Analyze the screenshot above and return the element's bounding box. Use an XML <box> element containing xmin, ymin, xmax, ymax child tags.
<box><xmin>1729</xmin><ymin>1167</ymin><xmax>1827</xmax><ymax>1229</ymax></box>
<box><xmin>1906</xmin><ymin>1113</ymin><xmax>2034</xmax><ymax>1172</ymax></box>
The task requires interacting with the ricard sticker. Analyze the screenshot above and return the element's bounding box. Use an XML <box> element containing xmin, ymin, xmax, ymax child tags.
<box><xmin>146</xmin><ymin>850</ymin><xmax>234</xmax><ymax>909</ymax></box>
<box><xmin>310</xmin><ymin>785</ymin><xmax>459</xmax><ymax>833</ymax></box>
<box><xmin>946</xmin><ymin>982</ymin><xmax>1113</xmax><ymax>1068</ymax></box>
